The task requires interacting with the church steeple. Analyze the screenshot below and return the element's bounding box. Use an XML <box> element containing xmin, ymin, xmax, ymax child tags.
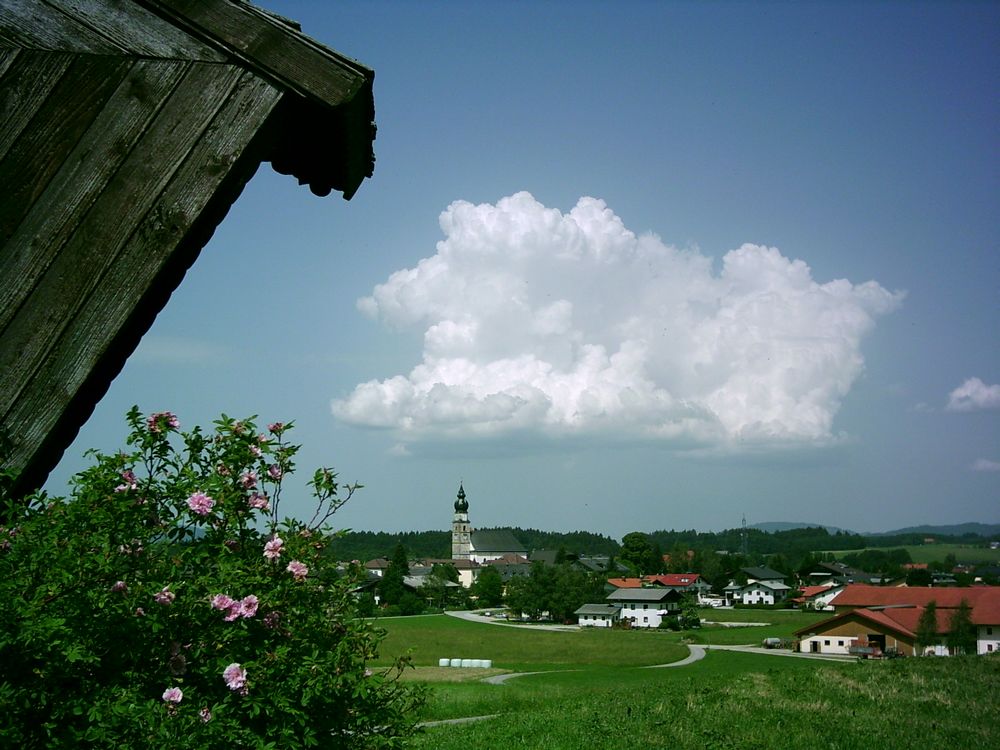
<box><xmin>451</xmin><ymin>482</ymin><xmax>472</xmax><ymax>560</ymax></box>
<box><xmin>454</xmin><ymin>482</ymin><xmax>468</xmax><ymax>513</ymax></box>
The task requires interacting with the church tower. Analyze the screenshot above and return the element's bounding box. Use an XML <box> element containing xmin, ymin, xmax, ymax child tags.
<box><xmin>451</xmin><ymin>482</ymin><xmax>472</xmax><ymax>560</ymax></box>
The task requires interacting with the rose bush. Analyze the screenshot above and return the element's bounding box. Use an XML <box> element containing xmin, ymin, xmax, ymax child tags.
<box><xmin>0</xmin><ymin>408</ymin><xmax>423</xmax><ymax>748</ymax></box>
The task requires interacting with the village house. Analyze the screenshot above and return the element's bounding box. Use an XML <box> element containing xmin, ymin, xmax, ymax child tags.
<box><xmin>791</xmin><ymin>584</ymin><xmax>844</xmax><ymax>611</ymax></box>
<box><xmin>574</xmin><ymin>603</ymin><xmax>621</xmax><ymax>628</ymax></box>
<box><xmin>724</xmin><ymin>566</ymin><xmax>789</xmax><ymax>605</ymax></box>
<box><xmin>795</xmin><ymin>584</ymin><xmax>1000</xmax><ymax>656</ymax></box>
<box><xmin>605</xmin><ymin>588</ymin><xmax>683</xmax><ymax>628</ymax></box>
<box><xmin>607</xmin><ymin>573</ymin><xmax>713</xmax><ymax>602</ymax></box>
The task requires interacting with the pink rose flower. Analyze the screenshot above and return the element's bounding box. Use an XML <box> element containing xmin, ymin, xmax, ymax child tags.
<box><xmin>162</xmin><ymin>687</ymin><xmax>183</xmax><ymax>703</ymax></box>
<box><xmin>211</xmin><ymin>593</ymin><xmax>235</xmax><ymax>611</ymax></box>
<box><xmin>240</xmin><ymin>595</ymin><xmax>259</xmax><ymax>618</ymax></box>
<box><xmin>263</xmin><ymin>536</ymin><xmax>283</xmax><ymax>560</ymax></box>
<box><xmin>199</xmin><ymin>707</ymin><xmax>212</xmax><ymax>723</ymax></box>
<box><xmin>267</xmin><ymin>464</ymin><xmax>282</xmax><ymax>481</ymax></box>
<box><xmin>248</xmin><ymin>493</ymin><xmax>269</xmax><ymax>510</ymax></box>
<box><xmin>111</xmin><ymin>580</ymin><xmax>128</xmax><ymax>593</ymax></box>
<box><xmin>147</xmin><ymin>411</ymin><xmax>179</xmax><ymax>433</ymax></box>
<box><xmin>267</xmin><ymin>422</ymin><xmax>284</xmax><ymax>434</ymax></box>
<box><xmin>223</xmin><ymin>663</ymin><xmax>247</xmax><ymax>691</ymax></box>
<box><xmin>154</xmin><ymin>587</ymin><xmax>175</xmax><ymax>605</ymax></box>
<box><xmin>239</xmin><ymin>471</ymin><xmax>258</xmax><ymax>489</ymax></box>
<box><xmin>223</xmin><ymin>602</ymin><xmax>241</xmax><ymax>622</ymax></box>
<box><xmin>286</xmin><ymin>560</ymin><xmax>308</xmax><ymax>581</ymax></box>
<box><xmin>186</xmin><ymin>492</ymin><xmax>214</xmax><ymax>516</ymax></box>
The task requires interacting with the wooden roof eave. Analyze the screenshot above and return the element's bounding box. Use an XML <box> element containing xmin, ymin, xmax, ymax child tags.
<box><xmin>136</xmin><ymin>0</ymin><xmax>376</xmax><ymax>198</ymax></box>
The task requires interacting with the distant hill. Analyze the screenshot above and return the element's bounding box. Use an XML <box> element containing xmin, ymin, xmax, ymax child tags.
<box><xmin>748</xmin><ymin>520</ymin><xmax>1000</xmax><ymax>539</ymax></box>
<box><xmin>749</xmin><ymin>521</ymin><xmax>852</xmax><ymax>535</ymax></box>
<box><xmin>871</xmin><ymin>522</ymin><xmax>1000</xmax><ymax>538</ymax></box>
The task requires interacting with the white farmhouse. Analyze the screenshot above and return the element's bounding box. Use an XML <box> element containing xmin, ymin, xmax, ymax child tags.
<box><xmin>575</xmin><ymin>603</ymin><xmax>621</xmax><ymax>628</ymax></box>
<box><xmin>606</xmin><ymin>588</ymin><xmax>682</xmax><ymax>628</ymax></box>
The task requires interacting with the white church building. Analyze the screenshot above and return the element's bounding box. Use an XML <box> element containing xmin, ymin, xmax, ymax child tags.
<box><xmin>451</xmin><ymin>483</ymin><xmax>526</xmax><ymax>566</ymax></box>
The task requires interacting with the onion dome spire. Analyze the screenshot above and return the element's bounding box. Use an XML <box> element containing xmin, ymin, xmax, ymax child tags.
<box><xmin>454</xmin><ymin>482</ymin><xmax>468</xmax><ymax>513</ymax></box>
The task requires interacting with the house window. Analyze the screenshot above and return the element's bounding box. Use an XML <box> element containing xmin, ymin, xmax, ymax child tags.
<box><xmin>824</xmin><ymin>640</ymin><xmax>830</xmax><ymax>646</ymax></box>
<box><xmin>988</xmin><ymin>627</ymin><xmax>993</xmax><ymax>635</ymax></box>
<box><xmin>838</xmin><ymin>640</ymin><xmax>844</xmax><ymax>646</ymax></box>
<box><xmin>988</xmin><ymin>645</ymin><xmax>993</xmax><ymax>652</ymax></box>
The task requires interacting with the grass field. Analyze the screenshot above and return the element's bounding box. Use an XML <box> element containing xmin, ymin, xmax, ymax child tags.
<box><xmin>830</xmin><ymin>543</ymin><xmax>1000</xmax><ymax>565</ymax></box>
<box><xmin>375</xmin><ymin>614</ymin><xmax>1000</xmax><ymax>749</ymax></box>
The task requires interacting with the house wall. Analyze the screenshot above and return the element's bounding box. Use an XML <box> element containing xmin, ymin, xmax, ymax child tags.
<box><xmin>579</xmin><ymin>614</ymin><xmax>614</xmax><ymax>628</ymax></box>
<box><xmin>742</xmin><ymin>583</ymin><xmax>784</xmax><ymax>605</ymax></box>
<box><xmin>618</xmin><ymin>601</ymin><xmax>678</xmax><ymax>628</ymax></box>
<box><xmin>797</xmin><ymin>618</ymin><xmax>915</xmax><ymax>656</ymax></box>
<box><xmin>978</xmin><ymin>625</ymin><xmax>1000</xmax><ymax>655</ymax></box>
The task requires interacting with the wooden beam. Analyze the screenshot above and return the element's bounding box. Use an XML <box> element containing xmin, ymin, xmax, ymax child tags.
<box><xmin>137</xmin><ymin>0</ymin><xmax>371</xmax><ymax>108</ymax></box>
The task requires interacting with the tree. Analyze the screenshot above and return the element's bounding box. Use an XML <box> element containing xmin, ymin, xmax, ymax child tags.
<box><xmin>621</xmin><ymin>532</ymin><xmax>658</xmax><ymax>575</ymax></box>
<box><xmin>946</xmin><ymin>599</ymin><xmax>976</xmax><ymax>655</ymax></box>
<box><xmin>379</xmin><ymin>542</ymin><xmax>409</xmax><ymax>606</ymax></box>
<box><xmin>471</xmin><ymin>565</ymin><xmax>504</xmax><ymax>607</ymax></box>
<box><xmin>0</xmin><ymin>409</ymin><xmax>423</xmax><ymax>748</ymax></box>
<box><xmin>906</xmin><ymin>567</ymin><xmax>933</xmax><ymax>587</ymax></box>
<box><xmin>916</xmin><ymin>600</ymin><xmax>938</xmax><ymax>655</ymax></box>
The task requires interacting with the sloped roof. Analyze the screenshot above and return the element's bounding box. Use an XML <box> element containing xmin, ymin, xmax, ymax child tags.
<box><xmin>0</xmin><ymin>0</ymin><xmax>375</xmax><ymax>500</ymax></box>
<box><xmin>742</xmin><ymin>566</ymin><xmax>786</xmax><ymax>581</ymax></box>
<box><xmin>794</xmin><ymin>605</ymin><xmax>955</xmax><ymax>639</ymax></box>
<box><xmin>830</xmin><ymin>584</ymin><xmax>1000</xmax><ymax>625</ymax></box>
<box><xmin>607</xmin><ymin>588</ymin><xmax>682</xmax><ymax>603</ymax></box>
<box><xmin>793</xmin><ymin>585</ymin><xmax>840</xmax><ymax>601</ymax></box>
<box><xmin>471</xmin><ymin>529</ymin><xmax>526</xmax><ymax>553</ymax></box>
<box><xmin>575</xmin><ymin>604</ymin><xmax>621</xmax><ymax>616</ymax></box>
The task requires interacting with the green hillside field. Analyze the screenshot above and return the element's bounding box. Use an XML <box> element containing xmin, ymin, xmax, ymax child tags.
<box><xmin>370</xmin><ymin>614</ymin><xmax>1000</xmax><ymax>749</ymax></box>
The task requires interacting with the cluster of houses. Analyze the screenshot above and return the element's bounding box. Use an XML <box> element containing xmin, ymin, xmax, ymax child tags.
<box><xmin>361</xmin><ymin>486</ymin><xmax>1000</xmax><ymax>656</ymax></box>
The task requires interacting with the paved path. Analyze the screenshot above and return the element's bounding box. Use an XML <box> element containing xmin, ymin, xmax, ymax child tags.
<box><xmin>704</xmin><ymin>643</ymin><xmax>854</xmax><ymax>662</ymax></box>
<box><xmin>444</xmin><ymin>610</ymin><xmax>579</xmax><ymax>631</ymax></box>
<box><xmin>643</xmin><ymin>644</ymin><xmax>707</xmax><ymax>668</ymax></box>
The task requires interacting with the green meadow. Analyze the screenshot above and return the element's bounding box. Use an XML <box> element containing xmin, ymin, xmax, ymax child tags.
<box><xmin>373</xmin><ymin>614</ymin><xmax>1000</xmax><ymax>749</ymax></box>
<box><xmin>830</xmin><ymin>543</ymin><xmax>1000</xmax><ymax>565</ymax></box>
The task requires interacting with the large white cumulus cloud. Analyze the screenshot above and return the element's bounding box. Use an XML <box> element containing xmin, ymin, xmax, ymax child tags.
<box><xmin>334</xmin><ymin>192</ymin><xmax>903</xmax><ymax>449</ymax></box>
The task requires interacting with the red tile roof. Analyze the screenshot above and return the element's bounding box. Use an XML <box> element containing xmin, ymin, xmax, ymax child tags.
<box><xmin>796</xmin><ymin>585</ymin><xmax>836</xmax><ymax>600</ymax></box>
<box><xmin>607</xmin><ymin>577</ymin><xmax>643</xmax><ymax>588</ymax></box>
<box><xmin>831</xmin><ymin>584</ymin><xmax>1000</xmax><ymax>625</ymax></box>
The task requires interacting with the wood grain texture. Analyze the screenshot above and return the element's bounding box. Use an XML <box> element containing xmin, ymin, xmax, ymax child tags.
<box><xmin>0</xmin><ymin>61</ymin><xmax>246</xmax><ymax>418</ymax></box>
<box><xmin>2</xmin><ymin>69</ymin><xmax>283</xmax><ymax>485</ymax></box>
<box><xmin>0</xmin><ymin>50</ymin><xmax>74</xmax><ymax>161</ymax></box>
<box><xmin>139</xmin><ymin>0</ymin><xmax>370</xmax><ymax>107</ymax></box>
<box><xmin>0</xmin><ymin>0</ymin><xmax>120</xmax><ymax>52</ymax></box>
<box><xmin>40</xmin><ymin>0</ymin><xmax>226</xmax><ymax>60</ymax></box>
<box><xmin>0</xmin><ymin>57</ymin><xmax>186</xmax><ymax>333</ymax></box>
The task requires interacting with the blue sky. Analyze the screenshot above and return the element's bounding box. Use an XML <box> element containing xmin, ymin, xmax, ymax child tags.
<box><xmin>46</xmin><ymin>1</ymin><xmax>998</xmax><ymax>538</ymax></box>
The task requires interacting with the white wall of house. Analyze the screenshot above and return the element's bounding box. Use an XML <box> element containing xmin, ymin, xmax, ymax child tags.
<box><xmin>456</xmin><ymin>568</ymin><xmax>477</xmax><ymax>588</ymax></box>
<box><xmin>978</xmin><ymin>625</ymin><xmax>1000</xmax><ymax>655</ymax></box>
<box><xmin>579</xmin><ymin>613</ymin><xmax>615</xmax><ymax>628</ymax></box>
<box><xmin>798</xmin><ymin>635</ymin><xmax>856</xmax><ymax>655</ymax></box>
<box><xmin>619</xmin><ymin>602</ymin><xmax>665</xmax><ymax>628</ymax></box>
<box><xmin>742</xmin><ymin>583</ymin><xmax>783</xmax><ymax>605</ymax></box>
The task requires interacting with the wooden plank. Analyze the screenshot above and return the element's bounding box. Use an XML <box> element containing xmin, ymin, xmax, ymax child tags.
<box><xmin>42</xmin><ymin>0</ymin><xmax>226</xmax><ymax>61</ymax></box>
<box><xmin>0</xmin><ymin>0</ymin><xmax>121</xmax><ymax>52</ymax></box>
<box><xmin>0</xmin><ymin>53</ymin><xmax>133</xmax><ymax>250</ymax></box>
<box><xmin>2</xmin><ymin>69</ymin><xmax>284</xmax><ymax>488</ymax></box>
<box><xmin>0</xmin><ymin>51</ymin><xmax>74</xmax><ymax>162</ymax></box>
<box><xmin>0</xmin><ymin>48</ymin><xmax>20</xmax><ymax>78</ymax></box>
<box><xmin>0</xmin><ymin>62</ymin><xmax>252</xmax><ymax>421</ymax></box>
<box><xmin>0</xmin><ymin>57</ymin><xmax>187</xmax><ymax>334</ymax></box>
<box><xmin>138</xmin><ymin>0</ymin><xmax>370</xmax><ymax>107</ymax></box>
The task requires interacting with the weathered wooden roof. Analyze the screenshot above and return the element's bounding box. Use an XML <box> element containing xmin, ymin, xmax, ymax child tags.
<box><xmin>0</xmin><ymin>0</ymin><xmax>375</xmax><ymax>499</ymax></box>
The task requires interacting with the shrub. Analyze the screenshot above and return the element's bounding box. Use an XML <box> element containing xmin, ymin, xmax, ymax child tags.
<box><xmin>0</xmin><ymin>409</ymin><xmax>424</xmax><ymax>748</ymax></box>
